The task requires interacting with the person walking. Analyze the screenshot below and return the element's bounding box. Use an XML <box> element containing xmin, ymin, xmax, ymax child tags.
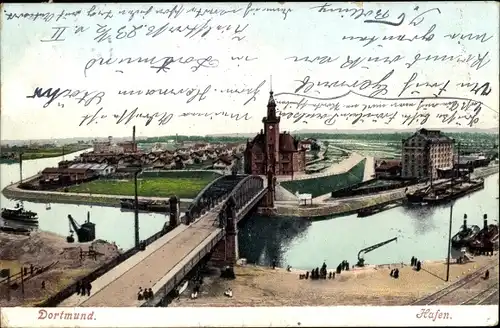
<box><xmin>86</xmin><ymin>281</ymin><xmax>92</xmax><ymax>296</ymax></box>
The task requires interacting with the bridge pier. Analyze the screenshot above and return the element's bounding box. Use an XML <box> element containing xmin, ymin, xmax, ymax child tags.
<box><xmin>210</xmin><ymin>198</ymin><xmax>239</xmax><ymax>267</ymax></box>
<box><xmin>168</xmin><ymin>196</ymin><xmax>180</xmax><ymax>229</ymax></box>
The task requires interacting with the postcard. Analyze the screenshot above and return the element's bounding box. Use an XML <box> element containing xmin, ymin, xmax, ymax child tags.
<box><xmin>0</xmin><ymin>1</ymin><xmax>498</xmax><ymax>327</ymax></box>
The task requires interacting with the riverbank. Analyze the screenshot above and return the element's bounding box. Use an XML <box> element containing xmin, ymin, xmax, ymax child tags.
<box><xmin>170</xmin><ymin>254</ymin><xmax>498</xmax><ymax>307</ymax></box>
<box><xmin>270</xmin><ymin>166</ymin><xmax>499</xmax><ymax>219</ymax></box>
<box><xmin>2</xmin><ymin>182</ymin><xmax>192</xmax><ymax>212</ymax></box>
<box><xmin>0</xmin><ymin>231</ymin><xmax>120</xmax><ymax>307</ymax></box>
<box><xmin>1</xmin><ymin>146</ymin><xmax>91</xmax><ymax>161</ymax></box>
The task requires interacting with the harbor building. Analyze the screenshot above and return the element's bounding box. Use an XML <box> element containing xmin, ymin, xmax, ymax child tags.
<box><xmin>244</xmin><ymin>91</ymin><xmax>307</xmax><ymax>176</ymax></box>
<box><xmin>401</xmin><ymin>129</ymin><xmax>454</xmax><ymax>179</ymax></box>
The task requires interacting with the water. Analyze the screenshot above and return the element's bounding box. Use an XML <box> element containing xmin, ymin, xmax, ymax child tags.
<box><xmin>239</xmin><ymin>174</ymin><xmax>499</xmax><ymax>269</ymax></box>
<box><xmin>2</xmin><ymin>151</ymin><xmax>498</xmax><ymax>266</ymax></box>
<box><xmin>0</xmin><ymin>150</ymin><xmax>166</xmax><ymax>250</ymax></box>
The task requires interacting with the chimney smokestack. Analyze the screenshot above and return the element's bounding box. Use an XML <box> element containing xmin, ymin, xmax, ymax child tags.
<box><xmin>463</xmin><ymin>214</ymin><xmax>467</xmax><ymax>231</ymax></box>
<box><xmin>132</xmin><ymin>126</ymin><xmax>136</xmax><ymax>152</ymax></box>
<box><xmin>483</xmin><ymin>214</ymin><xmax>488</xmax><ymax>230</ymax></box>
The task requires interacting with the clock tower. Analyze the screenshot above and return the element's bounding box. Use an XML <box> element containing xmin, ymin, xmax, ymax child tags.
<box><xmin>262</xmin><ymin>91</ymin><xmax>280</xmax><ymax>175</ymax></box>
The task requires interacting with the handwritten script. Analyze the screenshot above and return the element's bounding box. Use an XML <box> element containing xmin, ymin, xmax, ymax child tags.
<box><xmin>2</xmin><ymin>2</ymin><xmax>498</xmax><ymax>138</ymax></box>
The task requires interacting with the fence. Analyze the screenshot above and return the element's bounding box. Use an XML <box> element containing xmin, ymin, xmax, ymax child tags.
<box><xmin>280</xmin><ymin>159</ymin><xmax>366</xmax><ymax>198</ymax></box>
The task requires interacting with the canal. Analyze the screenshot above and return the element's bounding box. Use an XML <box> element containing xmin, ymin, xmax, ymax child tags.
<box><xmin>239</xmin><ymin>175</ymin><xmax>499</xmax><ymax>269</ymax></box>
<box><xmin>1</xmin><ymin>151</ymin><xmax>498</xmax><ymax>267</ymax></box>
<box><xmin>0</xmin><ymin>151</ymin><xmax>166</xmax><ymax>250</ymax></box>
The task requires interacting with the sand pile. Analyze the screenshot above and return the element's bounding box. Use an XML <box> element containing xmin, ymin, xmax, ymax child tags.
<box><xmin>0</xmin><ymin>231</ymin><xmax>121</xmax><ymax>306</ymax></box>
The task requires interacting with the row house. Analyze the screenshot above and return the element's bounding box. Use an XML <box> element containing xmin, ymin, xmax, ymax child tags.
<box><xmin>41</xmin><ymin>167</ymin><xmax>96</xmax><ymax>183</ymax></box>
<box><xmin>151</xmin><ymin>157</ymin><xmax>176</xmax><ymax>170</ymax></box>
<box><xmin>192</xmin><ymin>143</ymin><xmax>210</xmax><ymax>151</ymax></box>
<box><xmin>374</xmin><ymin>159</ymin><xmax>402</xmax><ymax>178</ymax></box>
<box><xmin>175</xmin><ymin>154</ymin><xmax>193</xmax><ymax>166</ymax></box>
<box><xmin>213</xmin><ymin>155</ymin><xmax>236</xmax><ymax>170</ymax></box>
<box><xmin>191</xmin><ymin>151</ymin><xmax>208</xmax><ymax>163</ymax></box>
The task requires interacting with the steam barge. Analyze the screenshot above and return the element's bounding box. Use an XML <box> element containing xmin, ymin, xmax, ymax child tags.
<box><xmin>451</xmin><ymin>214</ymin><xmax>481</xmax><ymax>248</ymax></box>
<box><xmin>1</xmin><ymin>203</ymin><xmax>39</xmax><ymax>226</ymax></box>
<box><xmin>406</xmin><ymin>178</ymin><xmax>484</xmax><ymax>205</ymax></box>
<box><xmin>120</xmin><ymin>198</ymin><xmax>169</xmax><ymax>213</ymax></box>
<box><xmin>452</xmin><ymin>213</ymin><xmax>499</xmax><ymax>254</ymax></box>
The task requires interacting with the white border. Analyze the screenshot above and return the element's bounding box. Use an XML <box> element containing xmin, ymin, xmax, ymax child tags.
<box><xmin>0</xmin><ymin>306</ymin><xmax>498</xmax><ymax>327</ymax></box>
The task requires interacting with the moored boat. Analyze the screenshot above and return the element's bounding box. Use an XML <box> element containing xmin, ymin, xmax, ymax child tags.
<box><xmin>451</xmin><ymin>214</ymin><xmax>481</xmax><ymax>248</ymax></box>
<box><xmin>1</xmin><ymin>203</ymin><xmax>39</xmax><ymax>225</ymax></box>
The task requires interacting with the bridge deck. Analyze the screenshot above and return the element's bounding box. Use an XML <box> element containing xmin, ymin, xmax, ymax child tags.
<box><xmin>60</xmin><ymin>211</ymin><xmax>220</xmax><ymax>307</ymax></box>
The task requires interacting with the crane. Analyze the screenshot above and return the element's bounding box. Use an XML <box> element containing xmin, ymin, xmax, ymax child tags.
<box><xmin>66</xmin><ymin>212</ymin><xmax>96</xmax><ymax>243</ymax></box>
<box><xmin>357</xmin><ymin>237</ymin><xmax>398</xmax><ymax>267</ymax></box>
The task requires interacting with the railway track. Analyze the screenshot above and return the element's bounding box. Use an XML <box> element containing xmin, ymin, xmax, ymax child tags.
<box><xmin>411</xmin><ymin>263</ymin><xmax>498</xmax><ymax>305</ymax></box>
<box><xmin>479</xmin><ymin>289</ymin><xmax>499</xmax><ymax>305</ymax></box>
<box><xmin>460</xmin><ymin>283</ymin><xmax>499</xmax><ymax>305</ymax></box>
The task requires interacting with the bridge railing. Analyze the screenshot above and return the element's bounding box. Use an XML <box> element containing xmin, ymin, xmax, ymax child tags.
<box><xmin>228</xmin><ymin>175</ymin><xmax>264</xmax><ymax>210</ymax></box>
<box><xmin>141</xmin><ymin>228</ymin><xmax>225</xmax><ymax>307</ymax></box>
<box><xmin>186</xmin><ymin>174</ymin><xmax>229</xmax><ymax>219</ymax></box>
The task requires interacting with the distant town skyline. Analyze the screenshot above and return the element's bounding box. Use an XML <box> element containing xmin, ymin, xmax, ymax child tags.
<box><xmin>1</xmin><ymin>127</ymin><xmax>498</xmax><ymax>146</ymax></box>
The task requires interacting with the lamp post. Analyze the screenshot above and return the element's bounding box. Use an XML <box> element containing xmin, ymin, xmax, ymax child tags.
<box><xmin>134</xmin><ymin>170</ymin><xmax>140</xmax><ymax>249</ymax></box>
<box><xmin>446</xmin><ymin>201</ymin><xmax>455</xmax><ymax>282</ymax></box>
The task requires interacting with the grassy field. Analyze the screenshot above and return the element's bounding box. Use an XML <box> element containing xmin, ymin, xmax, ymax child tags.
<box><xmin>325</xmin><ymin>139</ymin><xmax>400</xmax><ymax>159</ymax></box>
<box><xmin>65</xmin><ymin>172</ymin><xmax>220</xmax><ymax>198</ymax></box>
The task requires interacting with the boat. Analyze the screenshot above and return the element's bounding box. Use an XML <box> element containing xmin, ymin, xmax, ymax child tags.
<box><xmin>407</xmin><ymin>178</ymin><xmax>484</xmax><ymax>205</ymax></box>
<box><xmin>120</xmin><ymin>198</ymin><xmax>169</xmax><ymax>213</ymax></box>
<box><xmin>357</xmin><ymin>201</ymin><xmax>401</xmax><ymax>217</ymax></box>
<box><xmin>120</xmin><ymin>198</ymin><xmax>151</xmax><ymax>210</ymax></box>
<box><xmin>1</xmin><ymin>203</ymin><xmax>39</xmax><ymax>225</ymax></box>
<box><xmin>471</xmin><ymin>214</ymin><xmax>499</xmax><ymax>245</ymax></box>
<box><xmin>451</xmin><ymin>214</ymin><xmax>481</xmax><ymax>248</ymax></box>
<box><xmin>146</xmin><ymin>201</ymin><xmax>169</xmax><ymax>213</ymax></box>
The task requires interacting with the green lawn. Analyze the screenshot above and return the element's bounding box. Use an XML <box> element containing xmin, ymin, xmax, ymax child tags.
<box><xmin>65</xmin><ymin>175</ymin><xmax>219</xmax><ymax>198</ymax></box>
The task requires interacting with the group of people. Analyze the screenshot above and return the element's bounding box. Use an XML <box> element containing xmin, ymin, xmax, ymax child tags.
<box><xmin>410</xmin><ymin>256</ymin><xmax>422</xmax><ymax>271</ymax></box>
<box><xmin>76</xmin><ymin>281</ymin><xmax>92</xmax><ymax>296</ymax></box>
<box><xmin>390</xmin><ymin>268</ymin><xmax>400</xmax><ymax>279</ymax></box>
<box><xmin>299</xmin><ymin>261</ymin><xmax>351</xmax><ymax>280</ymax></box>
<box><xmin>336</xmin><ymin>260</ymin><xmax>350</xmax><ymax>274</ymax></box>
<box><xmin>137</xmin><ymin>287</ymin><xmax>154</xmax><ymax>301</ymax></box>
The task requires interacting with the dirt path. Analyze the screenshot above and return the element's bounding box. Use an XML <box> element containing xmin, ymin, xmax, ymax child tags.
<box><xmin>170</xmin><ymin>254</ymin><xmax>498</xmax><ymax>307</ymax></box>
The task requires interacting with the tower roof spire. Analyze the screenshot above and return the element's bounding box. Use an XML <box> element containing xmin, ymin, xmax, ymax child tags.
<box><xmin>268</xmin><ymin>75</ymin><xmax>276</xmax><ymax>108</ymax></box>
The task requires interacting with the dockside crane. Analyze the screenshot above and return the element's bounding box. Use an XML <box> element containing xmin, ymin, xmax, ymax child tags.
<box><xmin>357</xmin><ymin>237</ymin><xmax>398</xmax><ymax>267</ymax></box>
<box><xmin>66</xmin><ymin>212</ymin><xmax>96</xmax><ymax>243</ymax></box>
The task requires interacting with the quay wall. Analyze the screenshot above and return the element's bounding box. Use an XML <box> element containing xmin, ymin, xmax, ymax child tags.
<box><xmin>273</xmin><ymin>191</ymin><xmax>403</xmax><ymax>220</ymax></box>
<box><xmin>270</xmin><ymin>167</ymin><xmax>499</xmax><ymax>219</ymax></box>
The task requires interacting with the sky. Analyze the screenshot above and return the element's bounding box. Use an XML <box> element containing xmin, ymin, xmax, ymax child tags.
<box><xmin>1</xmin><ymin>2</ymin><xmax>499</xmax><ymax>140</ymax></box>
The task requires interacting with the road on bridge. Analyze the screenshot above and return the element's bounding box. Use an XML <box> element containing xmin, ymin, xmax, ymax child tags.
<box><xmin>59</xmin><ymin>211</ymin><xmax>221</xmax><ymax>307</ymax></box>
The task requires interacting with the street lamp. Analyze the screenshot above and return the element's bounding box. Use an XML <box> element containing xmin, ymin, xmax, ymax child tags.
<box><xmin>134</xmin><ymin>170</ymin><xmax>140</xmax><ymax>249</ymax></box>
<box><xmin>446</xmin><ymin>201</ymin><xmax>456</xmax><ymax>282</ymax></box>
